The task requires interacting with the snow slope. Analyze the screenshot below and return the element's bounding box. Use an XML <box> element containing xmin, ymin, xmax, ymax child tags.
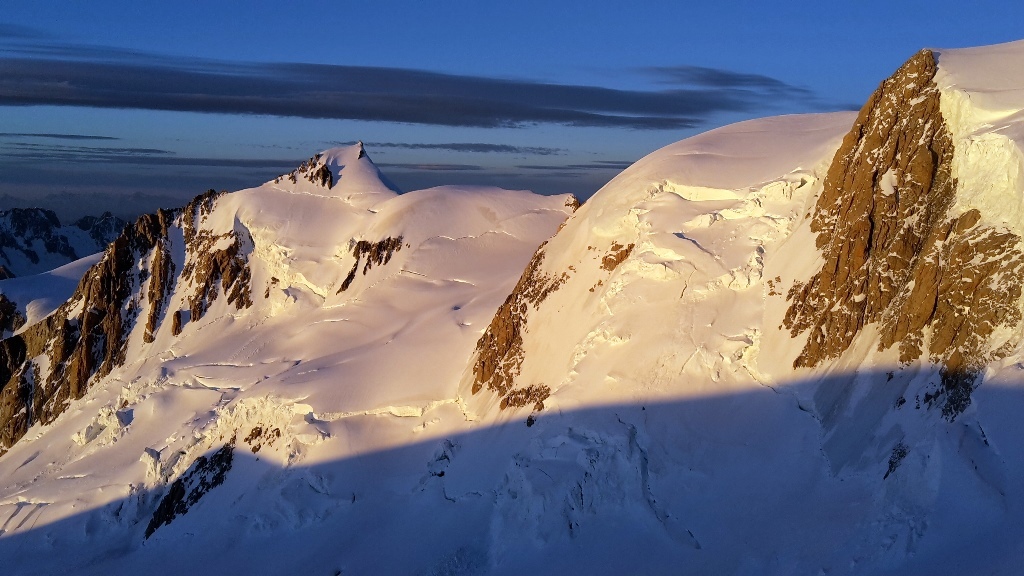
<box><xmin>0</xmin><ymin>253</ymin><xmax>102</xmax><ymax>332</ymax></box>
<box><xmin>0</xmin><ymin>143</ymin><xmax>582</xmax><ymax>575</ymax></box>
<box><xmin>2</xmin><ymin>42</ymin><xmax>1024</xmax><ymax>576</ymax></box>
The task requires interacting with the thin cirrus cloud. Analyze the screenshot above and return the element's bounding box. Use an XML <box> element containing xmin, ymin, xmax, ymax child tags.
<box><xmin>0</xmin><ymin>24</ymin><xmax>49</xmax><ymax>40</ymax></box>
<box><xmin>377</xmin><ymin>163</ymin><xmax>484</xmax><ymax>172</ymax></box>
<box><xmin>644</xmin><ymin>65</ymin><xmax>813</xmax><ymax>93</ymax></box>
<box><xmin>0</xmin><ymin>141</ymin><xmax>296</xmax><ymax>169</ymax></box>
<box><xmin>357</xmin><ymin>142</ymin><xmax>565</xmax><ymax>156</ymax></box>
<box><xmin>0</xmin><ymin>132</ymin><xmax>120</xmax><ymax>141</ymax></box>
<box><xmin>516</xmin><ymin>160</ymin><xmax>635</xmax><ymax>171</ymax></box>
<box><xmin>0</xmin><ymin>37</ymin><xmax>829</xmax><ymax>131</ymax></box>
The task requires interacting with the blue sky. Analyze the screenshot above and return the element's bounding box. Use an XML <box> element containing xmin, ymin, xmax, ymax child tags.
<box><xmin>1</xmin><ymin>1</ymin><xmax>1022</xmax><ymax>219</ymax></box>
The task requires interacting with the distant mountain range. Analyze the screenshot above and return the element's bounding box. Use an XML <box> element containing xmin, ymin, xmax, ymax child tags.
<box><xmin>0</xmin><ymin>208</ymin><xmax>126</xmax><ymax>278</ymax></box>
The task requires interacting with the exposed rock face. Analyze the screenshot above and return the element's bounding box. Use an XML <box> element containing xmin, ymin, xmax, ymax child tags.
<box><xmin>0</xmin><ymin>294</ymin><xmax>25</xmax><ymax>338</ymax></box>
<box><xmin>145</xmin><ymin>442</ymin><xmax>234</xmax><ymax>539</ymax></box>
<box><xmin>601</xmin><ymin>242</ymin><xmax>634</xmax><ymax>271</ymax></box>
<box><xmin>338</xmin><ymin>236</ymin><xmax>404</xmax><ymax>293</ymax></box>
<box><xmin>0</xmin><ymin>190</ymin><xmax>254</xmax><ymax>455</ymax></box>
<box><xmin>783</xmin><ymin>50</ymin><xmax>1024</xmax><ymax>419</ymax></box>
<box><xmin>471</xmin><ymin>244</ymin><xmax>569</xmax><ymax>411</ymax></box>
<box><xmin>277</xmin><ymin>153</ymin><xmax>334</xmax><ymax>189</ymax></box>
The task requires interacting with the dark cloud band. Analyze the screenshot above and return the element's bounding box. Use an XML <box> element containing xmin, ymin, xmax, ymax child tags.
<box><xmin>0</xmin><ymin>141</ymin><xmax>295</xmax><ymax>169</ymax></box>
<box><xmin>0</xmin><ymin>132</ymin><xmax>119</xmax><ymax>141</ymax></box>
<box><xmin>365</xmin><ymin>142</ymin><xmax>564</xmax><ymax>155</ymax></box>
<box><xmin>516</xmin><ymin>160</ymin><xmax>635</xmax><ymax>171</ymax></box>
<box><xmin>0</xmin><ymin>40</ymin><xmax>823</xmax><ymax>130</ymax></box>
<box><xmin>377</xmin><ymin>163</ymin><xmax>484</xmax><ymax>172</ymax></box>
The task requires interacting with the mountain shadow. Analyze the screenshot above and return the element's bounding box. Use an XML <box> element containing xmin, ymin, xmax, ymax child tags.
<box><xmin>0</xmin><ymin>369</ymin><xmax>1022</xmax><ymax>576</ymax></box>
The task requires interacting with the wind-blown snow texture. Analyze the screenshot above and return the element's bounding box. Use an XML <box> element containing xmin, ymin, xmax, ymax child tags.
<box><xmin>2</xmin><ymin>43</ymin><xmax>1024</xmax><ymax>575</ymax></box>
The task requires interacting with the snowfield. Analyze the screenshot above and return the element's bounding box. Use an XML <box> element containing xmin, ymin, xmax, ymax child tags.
<box><xmin>2</xmin><ymin>41</ymin><xmax>1024</xmax><ymax>576</ymax></box>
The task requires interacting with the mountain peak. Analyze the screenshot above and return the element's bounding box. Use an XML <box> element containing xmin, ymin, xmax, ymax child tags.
<box><xmin>273</xmin><ymin>142</ymin><xmax>400</xmax><ymax>206</ymax></box>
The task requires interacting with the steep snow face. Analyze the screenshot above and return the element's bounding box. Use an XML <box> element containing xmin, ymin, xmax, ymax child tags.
<box><xmin>0</xmin><ymin>254</ymin><xmax>102</xmax><ymax>334</ymax></box>
<box><xmin>468</xmin><ymin>112</ymin><xmax>854</xmax><ymax>414</ymax></box>
<box><xmin>934</xmin><ymin>40</ymin><xmax>1024</xmax><ymax>238</ymax></box>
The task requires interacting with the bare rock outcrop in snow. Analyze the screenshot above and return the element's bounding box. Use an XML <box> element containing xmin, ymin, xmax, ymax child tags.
<box><xmin>783</xmin><ymin>49</ymin><xmax>1024</xmax><ymax>419</ymax></box>
<box><xmin>0</xmin><ymin>191</ymin><xmax>253</xmax><ymax>454</ymax></box>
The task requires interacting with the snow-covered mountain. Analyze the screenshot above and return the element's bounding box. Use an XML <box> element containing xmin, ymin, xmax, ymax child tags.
<box><xmin>1</xmin><ymin>42</ymin><xmax>1024</xmax><ymax>575</ymax></box>
<box><xmin>0</xmin><ymin>208</ymin><xmax>125</xmax><ymax>277</ymax></box>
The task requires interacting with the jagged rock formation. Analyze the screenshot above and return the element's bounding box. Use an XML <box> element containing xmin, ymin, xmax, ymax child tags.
<box><xmin>0</xmin><ymin>208</ymin><xmax>126</xmax><ymax>277</ymax></box>
<box><xmin>179</xmin><ymin>191</ymin><xmax>253</xmax><ymax>326</ymax></box>
<box><xmin>0</xmin><ymin>208</ymin><xmax>75</xmax><ymax>268</ymax></box>
<box><xmin>338</xmin><ymin>236</ymin><xmax>405</xmax><ymax>293</ymax></box>
<box><xmin>0</xmin><ymin>191</ymin><xmax>253</xmax><ymax>454</ymax></box>
<box><xmin>276</xmin><ymin>153</ymin><xmax>336</xmax><ymax>189</ymax></box>
<box><xmin>0</xmin><ymin>294</ymin><xmax>24</xmax><ymax>338</ymax></box>
<box><xmin>782</xmin><ymin>50</ymin><xmax>1024</xmax><ymax>419</ymax></box>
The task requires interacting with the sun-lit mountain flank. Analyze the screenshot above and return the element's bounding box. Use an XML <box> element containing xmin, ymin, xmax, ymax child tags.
<box><xmin>2</xmin><ymin>41</ymin><xmax>1024</xmax><ymax>575</ymax></box>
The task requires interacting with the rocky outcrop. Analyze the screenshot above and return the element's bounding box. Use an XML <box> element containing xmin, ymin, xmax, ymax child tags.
<box><xmin>338</xmin><ymin>237</ymin><xmax>404</xmax><ymax>293</ymax></box>
<box><xmin>601</xmin><ymin>242</ymin><xmax>634</xmax><ymax>271</ymax></box>
<box><xmin>276</xmin><ymin>153</ymin><xmax>334</xmax><ymax>189</ymax></box>
<box><xmin>0</xmin><ymin>190</ymin><xmax>254</xmax><ymax>455</ymax></box>
<box><xmin>145</xmin><ymin>442</ymin><xmax>234</xmax><ymax>539</ymax></box>
<box><xmin>0</xmin><ymin>294</ymin><xmax>25</xmax><ymax>338</ymax></box>
<box><xmin>471</xmin><ymin>244</ymin><xmax>569</xmax><ymax>411</ymax></box>
<box><xmin>783</xmin><ymin>50</ymin><xmax>1024</xmax><ymax>419</ymax></box>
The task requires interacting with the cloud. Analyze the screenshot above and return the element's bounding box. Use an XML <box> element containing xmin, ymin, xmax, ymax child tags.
<box><xmin>2</xmin><ymin>141</ymin><xmax>171</xmax><ymax>157</ymax></box>
<box><xmin>516</xmin><ymin>160</ymin><xmax>635</xmax><ymax>171</ymax></box>
<box><xmin>0</xmin><ymin>24</ymin><xmax>49</xmax><ymax>40</ymax></box>
<box><xmin>0</xmin><ymin>132</ymin><xmax>120</xmax><ymax>141</ymax></box>
<box><xmin>0</xmin><ymin>39</ymin><xmax>827</xmax><ymax>131</ymax></box>
<box><xmin>361</xmin><ymin>142</ymin><xmax>565</xmax><ymax>156</ymax></box>
<box><xmin>0</xmin><ymin>141</ymin><xmax>296</xmax><ymax>169</ymax></box>
<box><xmin>377</xmin><ymin>163</ymin><xmax>484</xmax><ymax>172</ymax></box>
<box><xmin>646</xmin><ymin>65</ymin><xmax>811</xmax><ymax>94</ymax></box>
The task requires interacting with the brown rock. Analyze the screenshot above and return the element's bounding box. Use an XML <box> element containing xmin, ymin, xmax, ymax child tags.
<box><xmin>337</xmin><ymin>236</ymin><xmax>404</xmax><ymax>293</ymax></box>
<box><xmin>0</xmin><ymin>294</ymin><xmax>25</xmax><ymax>338</ymax></box>
<box><xmin>601</xmin><ymin>242</ymin><xmax>634</xmax><ymax>271</ymax></box>
<box><xmin>0</xmin><ymin>189</ymin><xmax>254</xmax><ymax>455</ymax></box>
<box><xmin>470</xmin><ymin>243</ymin><xmax>567</xmax><ymax>410</ymax></box>
<box><xmin>783</xmin><ymin>49</ymin><xmax>1024</xmax><ymax>420</ymax></box>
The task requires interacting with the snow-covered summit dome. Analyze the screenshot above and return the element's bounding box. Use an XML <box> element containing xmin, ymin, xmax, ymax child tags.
<box><xmin>272</xmin><ymin>142</ymin><xmax>400</xmax><ymax>207</ymax></box>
